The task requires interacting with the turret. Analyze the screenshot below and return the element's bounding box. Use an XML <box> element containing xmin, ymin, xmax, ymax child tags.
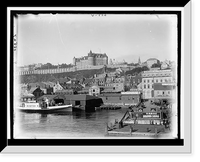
<box><xmin>88</xmin><ymin>50</ymin><xmax>94</xmax><ymax>65</ymax></box>
<box><xmin>73</xmin><ymin>57</ymin><xmax>76</xmax><ymax>65</ymax></box>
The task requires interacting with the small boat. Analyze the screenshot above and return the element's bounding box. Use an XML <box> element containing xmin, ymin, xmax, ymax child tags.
<box><xmin>17</xmin><ymin>101</ymin><xmax>72</xmax><ymax>113</ymax></box>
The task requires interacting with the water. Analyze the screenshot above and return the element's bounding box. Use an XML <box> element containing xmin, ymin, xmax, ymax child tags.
<box><xmin>14</xmin><ymin>108</ymin><xmax>128</xmax><ymax>138</ymax></box>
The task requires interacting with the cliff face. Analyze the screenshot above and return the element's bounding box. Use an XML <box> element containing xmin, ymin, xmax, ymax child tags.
<box><xmin>19</xmin><ymin>68</ymin><xmax>116</xmax><ymax>84</ymax></box>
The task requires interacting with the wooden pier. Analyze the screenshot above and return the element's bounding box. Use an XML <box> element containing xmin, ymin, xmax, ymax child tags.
<box><xmin>96</xmin><ymin>105</ymin><xmax>121</xmax><ymax>110</ymax></box>
<box><xmin>105</xmin><ymin>123</ymin><xmax>166</xmax><ymax>137</ymax></box>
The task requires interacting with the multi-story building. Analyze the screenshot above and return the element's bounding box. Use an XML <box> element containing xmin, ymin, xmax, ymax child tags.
<box><xmin>141</xmin><ymin>69</ymin><xmax>174</xmax><ymax>99</ymax></box>
<box><xmin>153</xmin><ymin>83</ymin><xmax>175</xmax><ymax>99</ymax></box>
<box><xmin>89</xmin><ymin>85</ymin><xmax>101</xmax><ymax>96</ymax></box>
<box><xmin>73</xmin><ymin>50</ymin><xmax>108</xmax><ymax>69</ymax></box>
<box><xmin>104</xmin><ymin>82</ymin><xmax>124</xmax><ymax>92</ymax></box>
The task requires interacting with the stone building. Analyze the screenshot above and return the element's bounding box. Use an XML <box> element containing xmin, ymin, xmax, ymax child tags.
<box><xmin>73</xmin><ymin>50</ymin><xmax>108</xmax><ymax>69</ymax></box>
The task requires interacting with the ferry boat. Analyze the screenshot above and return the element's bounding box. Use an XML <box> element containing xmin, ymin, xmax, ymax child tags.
<box><xmin>17</xmin><ymin>101</ymin><xmax>72</xmax><ymax>113</ymax></box>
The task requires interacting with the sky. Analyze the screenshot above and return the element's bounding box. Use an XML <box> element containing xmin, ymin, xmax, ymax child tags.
<box><xmin>16</xmin><ymin>13</ymin><xmax>178</xmax><ymax>66</ymax></box>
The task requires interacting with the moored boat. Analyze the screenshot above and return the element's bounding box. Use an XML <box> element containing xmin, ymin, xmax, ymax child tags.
<box><xmin>17</xmin><ymin>101</ymin><xmax>72</xmax><ymax>113</ymax></box>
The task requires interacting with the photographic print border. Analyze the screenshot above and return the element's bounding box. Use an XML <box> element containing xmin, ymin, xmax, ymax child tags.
<box><xmin>2</xmin><ymin>1</ymin><xmax>192</xmax><ymax>153</ymax></box>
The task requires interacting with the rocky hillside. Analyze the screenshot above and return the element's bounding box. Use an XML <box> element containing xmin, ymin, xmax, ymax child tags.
<box><xmin>20</xmin><ymin>67</ymin><xmax>117</xmax><ymax>84</ymax></box>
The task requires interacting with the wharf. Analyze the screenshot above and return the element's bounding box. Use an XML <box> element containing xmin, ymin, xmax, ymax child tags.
<box><xmin>106</xmin><ymin>124</ymin><xmax>168</xmax><ymax>137</ymax></box>
<box><xmin>96</xmin><ymin>105</ymin><xmax>122</xmax><ymax>110</ymax></box>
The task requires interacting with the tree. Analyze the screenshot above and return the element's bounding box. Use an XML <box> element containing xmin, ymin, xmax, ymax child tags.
<box><xmin>151</xmin><ymin>63</ymin><xmax>161</xmax><ymax>68</ymax></box>
<box><xmin>125</xmin><ymin>66</ymin><xmax>149</xmax><ymax>75</ymax></box>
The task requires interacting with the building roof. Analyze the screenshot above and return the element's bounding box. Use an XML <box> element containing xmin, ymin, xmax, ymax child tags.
<box><xmin>37</xmin><ymin>94</ymin><xmax>65</xmax><ymax>101</ymax></box>
<box><xmin>64</xmin><ymin>94</ymin><xmax>100</xmax><ymax>101</ymax></box>
<box><xmin>154</xmin><ymin>83</ymin><xmax>173</xmax><ymax>90</ymax></box>
<box><xmin>55</xmin><ymin>89</ymin><xmax>74</xmax><ymax>92</ymax></box>
<box><xmin>21</xmin><ymin>93</ymin><xmax>35</xmax><ymax>98</ymax></box>
<box><xmin>102</xmin><ymin>89</ymin><xmax>121</xmax><ymax>93</ymax></box>
<box><xmin>42</xmin><ymin>81</ymin><xmax>55</xmax><ymax>87</ymax></box>
<box><xmin>147</xmin><ymin>58</ymin><xmax>159</xmax><ymax>61</ymax></box>
<box><xmin>57</xmin><ymin>78</ymin><xmax>70</xmax><ymax>84</ymax></box>
<box><xmin>28</xmin><ymin>87</ymin><xmax>39</xmax><ymax>93</ymax></box>
<box><xmin>99</xmin><ymin>93</ymin><xmax>122</xmax><ymax>97</ymax></box>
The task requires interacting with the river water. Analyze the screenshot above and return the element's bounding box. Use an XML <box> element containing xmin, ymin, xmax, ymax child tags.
<box><xmin>14</xmin><ymin>108</ymin><xmax>128</xmax><ymax>138</ymax></box>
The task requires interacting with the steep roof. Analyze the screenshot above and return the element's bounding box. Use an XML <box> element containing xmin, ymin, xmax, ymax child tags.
<box><xmin>28</xmin><ymin>87</ymin><xmax>39</xmax><ymax>93</ymax></box>
<box><xmin>37</xmin><ymin>94</ymin><xmax>65</xmax><ymax>101</ymax></box>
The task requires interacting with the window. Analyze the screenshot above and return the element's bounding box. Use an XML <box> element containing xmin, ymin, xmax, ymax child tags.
<box><xmin>163</xmin><ymin>91</ymin><xmax>165</xmax><ymax>95</ymax></box>
<box><xmin>156</xmin><ymin>79</ymin><xmax>158</xmax><ymax>83</ymax></box>
<box><xmin>93</xmin><ymin>89</ymin><xmax>95</xmax><ymax>92</ymax></box>
<box><xmin>119</xmin><ymin>97</ymin><xmax>121</xmax><ymax>100</ymax></box>
<box><xmin>144</xmin><ymin>85</ymin><xmax>146</xmax><ymax>89</ymax></box>
<box><xmin>147</xmin><ymin>80</ymin><xmax>149</xmax><ymax>83</ymax></box>
<box><xmin>106</xmin><ymin>97</ymin><xmax>108</xmax><ymax>100</ymax></box>
<box><xmin>168</xmin><ymin>91</ymin><xmax>170</xmax><ymax>94</ymax></box>
<box><xmin>144</xmin><ymin>79</ymin><xmax>146</xmax><ymax>83</ymax></box>
<box><xmin>148</xmin><ymin>84</ymin><xmax>150</xmax><ymax>89</ymax></box>
<box><xmin>160</xmin><ymin>79</ymin><xmax>162</xmax><ymax>83</ymax></box>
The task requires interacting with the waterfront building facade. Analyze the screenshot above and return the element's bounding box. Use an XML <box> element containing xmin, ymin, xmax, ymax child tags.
<box><xmin>99</xmin><ymin>93</ymin><xmax>140</xmax><ymax>106</ymax></box>
<box><xmin>141</xmin><ymin>69</ymin><xmax>174</xmax><ymax>99</ymax></box>
<box><xmin>153</xmin><ymin>83</ymin><xmax>176</xmax><ymax>99</ymax></box>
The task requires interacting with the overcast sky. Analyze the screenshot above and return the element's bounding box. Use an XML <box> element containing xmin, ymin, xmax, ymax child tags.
<box><xmin>16</xmin><ymin>13</ymin><xmax>178</xmax><ymax>66</ymax></box>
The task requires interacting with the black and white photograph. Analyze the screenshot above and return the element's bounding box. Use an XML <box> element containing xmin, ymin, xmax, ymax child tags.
<box><xmin>13</xmin><ymin>11</ymin><xmax>179</xmax><ymax>139</ymax></box>
<box><xmin>4</xmin><ymin>3</ymin><xmax>192</xmax><ymax>154</ymax></box>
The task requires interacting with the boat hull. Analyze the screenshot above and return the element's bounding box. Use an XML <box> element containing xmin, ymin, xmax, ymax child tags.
<box><xmin>17</xmin><ymin>105</ymin><xmax>72</xmax><ymax>113</ymax></box>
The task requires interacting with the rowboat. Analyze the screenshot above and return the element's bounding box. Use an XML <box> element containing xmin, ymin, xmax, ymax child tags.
<box><xmin>17</xmin><ymin>101</ymin><xmax>72</xmax><ymax>113</ymax></box>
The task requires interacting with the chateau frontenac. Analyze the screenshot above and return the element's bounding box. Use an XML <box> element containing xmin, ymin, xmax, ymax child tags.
<box><xmin>73</xmin><ymin>50</ymin><xmax>108</xmax><ymax>68</ymax></box>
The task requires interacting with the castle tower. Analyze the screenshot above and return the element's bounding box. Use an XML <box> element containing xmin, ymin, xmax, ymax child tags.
<box><xmin>88</xmin><ymin>50</ymin><xmax>94</xmax><ymax>66</ymax></box>
<box><xmin>103</xmin><ymin>53</ymin><xmax>108</xmax><ymax>65</ymax></box>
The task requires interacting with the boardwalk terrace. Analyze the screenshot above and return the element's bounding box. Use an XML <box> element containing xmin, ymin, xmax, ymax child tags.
<box><xmin>73</xmin><ymin>50</ymin><xmax>108</xmax><ymax>69</ymax></box>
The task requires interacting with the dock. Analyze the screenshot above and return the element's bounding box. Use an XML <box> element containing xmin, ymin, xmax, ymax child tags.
<box><xmin>96</xmin><ymin>105</ymin><xmax>121</xmax><ymax>110</ymax></box>
<box><xmin>106</xmin><ymin>124</ymin><xmax>167</xmax><ymax>137</ymax></box>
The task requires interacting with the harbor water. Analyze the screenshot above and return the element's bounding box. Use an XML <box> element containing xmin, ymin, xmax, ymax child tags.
<box><xmin>14</xmin><ymin>108</ymin><xmax>128</xmax><ymax>138</ymax></box>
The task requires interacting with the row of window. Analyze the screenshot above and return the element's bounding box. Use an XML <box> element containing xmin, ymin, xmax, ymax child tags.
<box><xmin>156</xmin><ymin>91</ymin><xmax>171</xmax><ymax>95</ymax></box>
<box><xmin>105</xmin><ymin>97</ymin><xmax>135</xmax><ymax>100</ymax></box>
<box><xmin>105</xmin><ymin>83</ymin><xmax>122</xmax><ymax>87</ymax></box>
<box><xmin>143</xmin><ymin>73</ymin><xmax>171</xmax><ymax>77</ymax></box>
<box><xmin>132</xmin><ymin>79</ymin><xmax>141</xmax><ymax>83</ymax></box>
<box><xmin>143</xmin><ymin>84</ymin><xmax>153</xmax><ymax>89</ymax></box>
<box><xmin>143</xmin><ymin>78</ymin><xmax>172</xmax><ymax>83</ymax></box>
